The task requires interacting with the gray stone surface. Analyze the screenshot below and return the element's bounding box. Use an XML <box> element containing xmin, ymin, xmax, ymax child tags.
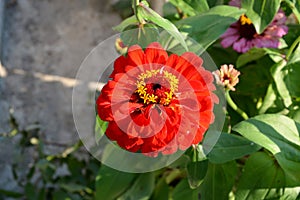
<box><xmin>1</xmin><ymin>0</ymin><xmax>121</xmax><ymax>146</ymax></box>
<box><xmin>0</xmin><ymin>0</ymin><xmax>121</xmax><ymax>192</ymax></box>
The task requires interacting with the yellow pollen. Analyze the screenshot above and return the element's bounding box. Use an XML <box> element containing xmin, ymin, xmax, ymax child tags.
<box><xmin>240</xmin><ymin>14</ymin><xmax>252</xmax><ymax>25</ymax></box>
<box><xmin>135</xmin><ymin>69</ymin><xmax>179</xmax><ymax>105</ymax></box>
<box><xmin>136</xmin><ymin>83</ymin><xmax>147</xmax><ymax>95</ymax></box>
<box><xmin>148</xmin><ymin>94</ymin><xmax>158</xmax><ymax>103</ymax></box>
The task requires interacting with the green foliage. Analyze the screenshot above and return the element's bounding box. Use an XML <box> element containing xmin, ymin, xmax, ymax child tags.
<box><xmin>242</xmin><ymin>0</ymin><xmax>281</xmax><ymax>34</ymax></box>
<box><xmin>2</xmin><ymin>0</ymin><xmax>300</xmax><ymax>199</ymax></box>
<box><xmin>177</xmin><ymin>5</ymin><xmax>245</xmax><ymax>51</ymax></box>
<box><xmin>207</xmin><ymin>133</ymin><xmax>261</xmax><ymax>164</ymax></box>
<box><xmin>171</xmin><ymin>179</ymin><xmax>199</xmax><ymax>200</ymax></box>
<box><xmin>233</xmin><ymin>114</ymin><xmax>300</xmax><ymax>185</ymax></box>
<box><xmin>137</xmin><ymin>2</ymin><xmax>188</xmax><ymax>50</ymax></box>
<box><xmin>95</xmin><ymin>166</ymin><xmax>137</xmax><ymax>200</ymax></box>
<box><xmin>186</xmin><ymin>158</ymin><xmax>208</xmax><ymax>188</ymax></box>
<box><xmin>199</xmin><ymin>161</ymin><xmax>237</xmax><ymax>200</ymax></box>
<box><xmin>117</xmin><ymin>173</ymin><xmax>155</xmax><ymax>200</ymax></box>
<box><xmin>235</xmin><ymin>151</ymin><xmax>291</xmax><ymax>199</ymax></box>
<box><xmin>0</xmin><ymin>114</ymin><xmax>98</xmax><ymax>200</ymax></box>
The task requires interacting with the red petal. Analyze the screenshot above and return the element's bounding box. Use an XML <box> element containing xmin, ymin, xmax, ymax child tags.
<box><xmin>127</xmin><ymin>45</ymin><xmax>145</xmax><ymax>66</ymax></box>
<box><xmin>110</xmin><ymin>56</ymin><xmax>127</xmax><ymax>78</ymax></box>
<box><xmin>181</xmin><ymin>52</ymin><xmax>203</xmax><ymax>68</ymax></box>
<box><xmin>145</xmin><ymin>42</ymin><xmax>168</xmax><ymax>64</ymax></box>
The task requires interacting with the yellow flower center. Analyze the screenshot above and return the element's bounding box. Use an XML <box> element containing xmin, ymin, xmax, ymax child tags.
<box><xmin>136</xmin><ymin>69</ymin><xmax>179</xmax><ymax>105</ymax></box>
<box><xmin>240</xmin><ymin>14</ymin><xmax>252</xmax><ymax>25</ymax></box>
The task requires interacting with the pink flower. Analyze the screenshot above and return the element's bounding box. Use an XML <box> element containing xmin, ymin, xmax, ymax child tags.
<box><xmin>229</xmin><ymin>0</ymin><xmax>241</xmax><ymax>7</ymax></box>
<box><xmin>221</xmin><ymin>0</ymin><xmax>288</xmax><ymax>53</ymax></box>
<box><xmin>213</xmin><ymin>64</ymin><xmax>240</xmax><ymax>91</ymax></box>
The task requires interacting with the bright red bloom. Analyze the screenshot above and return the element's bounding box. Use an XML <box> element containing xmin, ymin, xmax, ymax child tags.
<box><xmin>96</xmin><ymin>42</ymin><xmax>217</xmax><ymax>156</ymax></box>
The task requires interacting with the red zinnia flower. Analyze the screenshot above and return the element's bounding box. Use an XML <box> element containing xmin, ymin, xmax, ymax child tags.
<box><xmin>96</xmin><ymin>42</ymin><xmax>217</xmax><ymax>156</ymax></box>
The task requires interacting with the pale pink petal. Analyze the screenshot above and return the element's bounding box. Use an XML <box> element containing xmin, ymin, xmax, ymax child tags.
<box><xmin>255</xmin><ymin>37</ymin><xmax>279</xmax><ymax>48</ymax></box>
<box><xmin>233</xmin><ymin>38</ymin><xmax>250</xmax><ymax>53</ymax></box>
<box><xmin>221</xmin><ymin>34</ymin><xmax>240</xmax><ymax>48</ymax></box>
<box><xmin>221</xmin><ymin>26</ymin><xmax>239</xmax><ymax>38</ymax></box>
<box><xmin>229</xmin><ymin>0</ymin><xmax>241</xmax><ymax>7</ymax></box>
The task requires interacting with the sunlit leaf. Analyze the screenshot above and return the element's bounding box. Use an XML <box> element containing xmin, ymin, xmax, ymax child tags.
<box><xmin>233</xmin><ymin>114</ymin><xmax>300</xmax><ymax>185</ymax></box>
<box><xmin>95</xmin><ymin>115</ymin><xmax>108</xmax><ymax>144</ymax></box>
<box><xmin>169</xmin><ymin>0</ymin><xmax>197</xmax><ymax>16</ymax></box>
<box><xmin>137</xmin><ymin>2</ymin><xmax>188</xmax><ymax>50</ymax></box>
<box><xmin>113</xmin><ymin>16</ymin><xmax>139</xmax><ymax>32</ymax></box>
<box><xmin>271</xmin><ymin>59</ymin><xmax>292</xmax><ymax>108</ymax></box>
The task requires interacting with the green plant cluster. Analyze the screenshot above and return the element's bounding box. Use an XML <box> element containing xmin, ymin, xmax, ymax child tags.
<box><xmin>1</xmin><ymin>0</ymin><xmax>300</xmax><ymax>199</ymax></box>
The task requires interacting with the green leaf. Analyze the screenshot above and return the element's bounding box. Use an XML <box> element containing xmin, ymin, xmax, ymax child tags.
<box><xmin>207</xmin><ymin>133</ymin><xmax>261</xmax><ymax>164</ymax></box>
<box><xmin>137</xmin><ymin>2</ymin><xmax>188</xmax><ymax>50</ymax></box>
<box><xmin>284</xmin><ymin>25</ymin><xmax>300</xmax><ymax>47</ymax></box>
<box><xmin>283</xmin><ymin>62</ymin><xmax>300</xmax><ymax>100</ymax></box>
<box><xmin>36</xmin><ymin>159</ymin><xmax>56</xmax><ymax>182</ymax></box>
<box><xmin>177</xmin><ymin>5</ymin><xmax>245</xmax><ymax>51</ymax></box>
<box><xmin>25</xmin><ymin>183</ymin><xmax>38</xmax><ymax>200</ymax></box>
<box><xmin>236</xmin><ymin>48</ymin><xmax>283</xmax><ymax>68</ymax></box>
<box><xmin>0</xmin><ymin>189</ymin><xmax>22</xmax><ymax>198</ymax></box>
<box><xmin>120</xmin><ymin>24</ymin><xmax>160</xmax><ymax>47</ymax></box>
<box><xmin>199</xmin><ymin>161</ymin><xmax>237</xmax><ymax>200</ymax></box>
<box><xmin>258</xmin><ymin>83</ymin><xmax>285</xmax><ymax>114</ymax></box>
<box><xmin>60</xmin><ymin>183</ymin><xmax>92</xmax><ymax>194</ymax></box>
<box><xmin>95</xmin><ymin>165</ymin><xmax>137</xmax><ymax>200</ymax></box>
<box><xmin>169</xmin><ymin>0</ymin><xmax>209</xmax><ymax>16</ymax></box>
<box><xmin>269</xmin><ymin>44</ymin><xmax>300</xmax><ymax>103</ymax></box>
<box><xmin>113</xmin><ymin>16</ymin><xmax>139</xmax><ymax>32</ymax></box>
<box><xmin>95</xmin><ymin>115</ymin><xmax>108</xmax><ymax>144</ymax></box>
<box><xmin>151</xmin><ymin>178</ymin><xmax>169</xmax><ymax>200</ymax></box>
<box><xmin>234</xmin><ymin>56</ymin><xmax>273</xmax><ymax>99</ymax></box>
<box><xmin>172</xmin><ymin>179</ymin><xmax>199</xmax><ymax>200</ymax></box>
<box><xmin>112</xmin><ymin>0</ymin><xmax>132</xmax><ymax>19</ymax></box>
<box><xmin>241</xmin><ymin>0</ymin><xmax>281</xmax><ymax>34</ymax></box>
<box><xmin>284</xmin><ymin>0</ymin><xmax>300</xmax><ymax>24</ymax></box>
<box><xmin>233</xmin><ymin>114</ymin><xmax>300</xmax><ymax>185</ymax></box>
<box><xmin>52</xmin><ymin>190</ymin><xmax>70</xmax><ymax>200</ymax></box>
<box><xmin>117</xmin><ymin>173</ymin><xmax>155</xmax><ymax>200</ymax></box>
<box><xmin>186</xmin><ymin>0</ymin><xmax>209</xmax><ymax>13</ymax></box>
<box><xmin>187</xmin><ymin>159</ymin><xmax>208</xmax><ymax>189</ymax></box>
<box><xmin>169</xmin><ymin>0</ymin><xmax>197</xmax><ymax>16</ymax></box>
<box><xmin>236</xmin><ymin>151</ymin><xmax>293</xmax><ymax>200</ymax></box>
<box><xmin>207</xmin><ymin>44</ymin><xmax>239</xmax><ymax>67</ymax></box>
<box><xmin>207</xmin><ymin>0</ymin><xmax>225</xmax><ymax>8</ymax></box>
<box><xmin>271</xmin><ymin>59</ymin><xmax>293</xmax><ymax>108</ymax></box>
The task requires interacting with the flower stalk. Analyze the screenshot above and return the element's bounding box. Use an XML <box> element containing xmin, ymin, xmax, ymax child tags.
<box><xmin>283</xmin><ymin>0</ymin><xmax>300</xmax><ymax>24</ymax></box>
<box><xmin>286</xmin><ymin>35</ymin><xmax>300</xmax><ymax>60</ymax></box>
<box><xmin>226</xmin><ymin>90</ymin><xmax>249</xmax><ymax>120</ymax></box>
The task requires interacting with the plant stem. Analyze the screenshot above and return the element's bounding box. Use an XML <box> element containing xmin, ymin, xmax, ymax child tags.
<box><xmin>284</xmin><ymin>0</ymin><xmax>300</xmax><ymax>24</ymax></box>
<box><xmin>226</xmin><ymin>90</ymin><xmax>249</xmax><ymax>120</ymax></box>
<box><xmin>286</xmin><ymin>35</ymin><xmax>300</xmax><ymax>60</ymax></box>
<box><xmin>132</xmin><ymin>0</ymin><xmax>140</xmax><ymax>20</ymax></box>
